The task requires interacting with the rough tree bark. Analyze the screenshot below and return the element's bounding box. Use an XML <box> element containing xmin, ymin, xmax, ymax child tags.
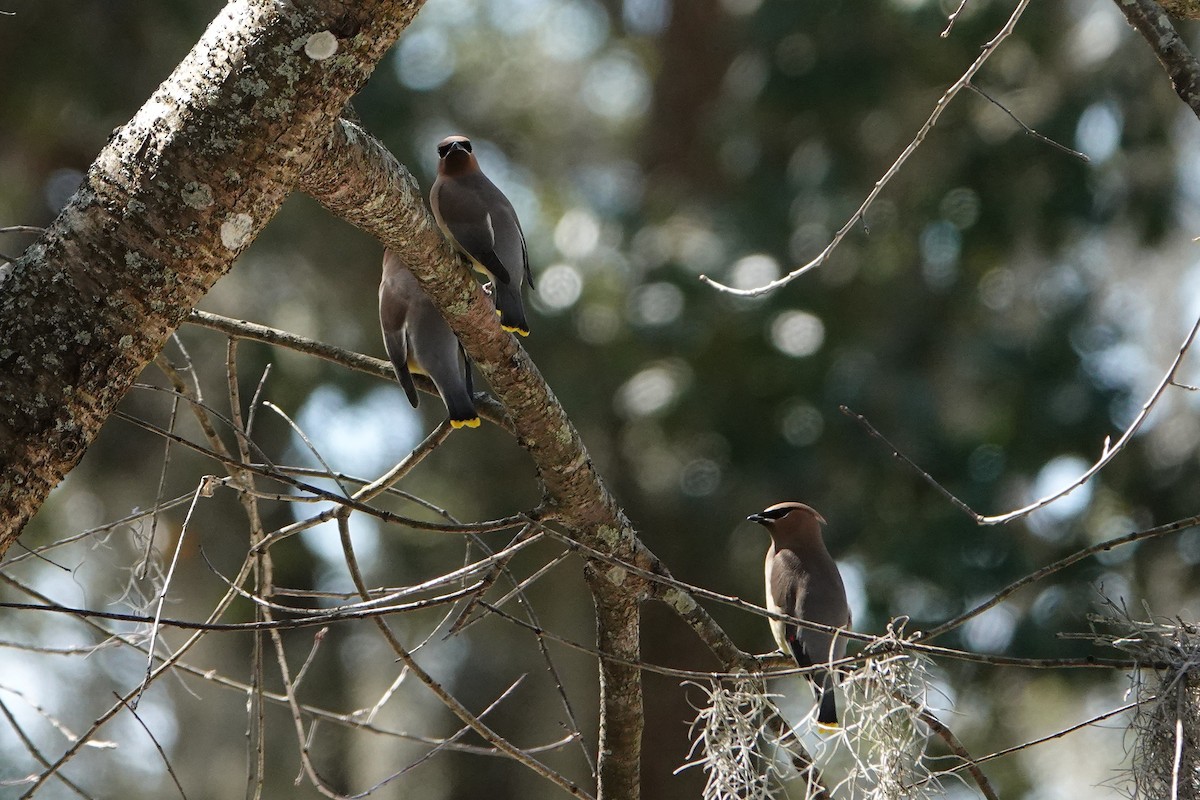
<box><xmin>0</xmin><ymin>3</ymin><xmax>763</xmax><ymax>798</ymax></box>
<box><xmin>0</xmin><ymin>0</ymin><xmax>424</xmax><ymax>541</ymax></box>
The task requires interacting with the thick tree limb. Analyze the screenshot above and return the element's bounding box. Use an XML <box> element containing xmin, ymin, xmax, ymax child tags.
<box><xmin>591</xmin><ymin>577</ymin><xmax>644</xmax><ymax>799</ymax></box>
<box><xmin>0</xmin><ymin>5</ymin><xmax>782</xmax><ymax>796</ymax></box>
<box><xmin>297</xmin><ymin>114</ymin><xmax>665</xmax><ymax>800</ymax></box>
<box><xmin>1115</xmin><ymin>0</ymin><xmax>1200</xmax><ymax>118</ymax></box>
<box><xmin>0</xmin><ymin>0</ymin><xmax>426</xmax><ymax>542</ymax></box>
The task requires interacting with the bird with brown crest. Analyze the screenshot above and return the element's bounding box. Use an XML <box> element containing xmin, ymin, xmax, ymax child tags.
<box><xmin>747</xmin><ymin>501</ymin><xmax>851</xmax><ymax>731</ymax></box>
<box><xmin>430</xmin><ymin>134</ymin><xmax>534</xmax><ymax>337</ymax></box>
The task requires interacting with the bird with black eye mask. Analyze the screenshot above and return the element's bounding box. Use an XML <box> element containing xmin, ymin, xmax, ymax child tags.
<box><xmin>747</xmin><ymin>501</ymin><xmax>851</xmax><ymax>731</ymax></box>
<box><xmin>430</xmin><ymin>135</ymin><xmax>535</xmax><ymax>337</ymax></box>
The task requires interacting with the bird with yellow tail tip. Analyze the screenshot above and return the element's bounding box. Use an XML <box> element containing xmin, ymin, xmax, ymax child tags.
<box><xmin>747</xmin><ymin>501</ymin><xmax>851</xmax><ymax>732</ymax></box>
<box><xmin>430</xmin><ymin>135</ymin><xmax>535</xmax><ymax>337</ymax></box>
<box><xmin>379</xmin><ymin>249</ymin><xmax>480</xmax><ymax>430</ymax></box>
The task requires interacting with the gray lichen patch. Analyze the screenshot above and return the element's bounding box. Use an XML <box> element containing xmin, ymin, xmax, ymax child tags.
<box><xmin>220</xmin><ymin>213</ymin><xmax>255</xmax><ymax>251</ymax></box>
<box><xmin>555</xmin><ymin>423</ymin><xmax>573</xmax><ymax>446</ymax></box>
<box><xmin>235</xmin><ymin>75</ymin><xmax>270</xmax><ymax>99</ymax></box>
<box><xmin>663</xmin><ymin>588</ymin><xmax>697</xmax><ymax>614</ymax></box>
<box><xmin>181</xmin><ymin>182</ymin><xmax>215</xmax><ymax>209</ymax></box>
<box><xmin>597</xmin><ymin>525</ymin><xmax>623</xmax><ymax>548</ymax></box>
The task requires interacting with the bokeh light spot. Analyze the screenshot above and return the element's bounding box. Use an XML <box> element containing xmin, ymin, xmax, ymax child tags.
<box><xmin>769</xmin><ymin>310</ymin><xmax>825</xmax><ymax>358</ymax></box>
<box><xmin>780</xmin><ymin>401</ymin><xmax>824</xmax><ymax>446</ymax></box>
<box><xmin>488</xmin><ymin>0</ymin><xmax>549</xmax><ymax>34</ymax></box>
<box><xmin>623</xmin><ymin>0</ymin><xmax>670</xmax><ymax>35</ymax></box>
<box><xmin>978</xmin><ymin>267</ymin><xmax>1017</xmax><ymax>311</ymax></box>
<box><xmin>967</xmin><ymin>443</ymin><xmax>1006</xmax><ymax>483</ymax></box>
<box><xmin>555</xmin><ymin>208</ymin><xmax>601</xmax><ymax>259</ymax></box>
<box><xmin>1076</xmin><ymin>101</ymin><xmax>1123</xmax><ymax>163</ymax></box>
<box><xmin>919</xmin><ymin>220</ymin><xmax>961</xmax><ymax>290</ymax></box>
<box><xmin>616</xmin><ymin>362</ymin><xmax>690</xmax><ymax>418</ymax></box>
<box><xmin>583</xmin><ymin>50</ymin><xmax>651</xmax><ymax>120</ymax></box>
<box><xmin>680</xmin><ymin>459</ymin><xmax>721</xmax><ymax>496</ymax></box>
<box><xmin>629</xmin><ymin>281</ymin><xmax>685</xmax><ymax>327</ymax></box>
<box><xmin>539</xmin><ymin>0</ymin><xmax>610</xmax><ymax>62</ymax></box>
<box><xmin>729</xmin><ymin>253</ymin><xmax>780</xmax><ymax>291</ymax></box>
<box><xmin>1026</xmin><ymin>455</ymin><xmax>1094</xmax><ymax>541</ymax></box>
<box><xmin>538</xmin><ymin>264</ymin><xmax>584</xmax><ymax>312</ymax></box>
<box><xmin>393</xmin><ymin>29</ymin><xmax>456</xmax><ymax>91</ymax></box>
<box><xmin>962</xmin><ymin>603</ymin><xmax>1018</xmax><ymax>653</ymax></box>
<box><xmin>940</xmin><ymin>186</ymin><xmax>981</xmax><ymax>230</ymax></box>
<box><xmin>577</xmin><ymin>304</ymin><xmax>621</xmax><ymax>344</ymax></box>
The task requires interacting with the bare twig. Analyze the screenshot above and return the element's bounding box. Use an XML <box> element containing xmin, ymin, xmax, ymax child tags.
<box><xmin>113</xmin><ymin>693</ymin><xmax>190</xmax><ymax>800</ymax></box>
<box><xmin>908</xmin><ymin>700</ymin><xmax>1141</xmax><ymax>789</ymax></box>
<box><xmin>261</xmin><ymin>400</ymin><xmax>352</xmax><ymax>497</ymax></box>
<box><xmin>700</xmin><ymin>0</ymin><xmax>1033</xmax><ymax>296</ymax></box>
<box><xmin>113</xmin><ymin>409</ymin><xmax>523</xmax><ymax>536</ymax></box>
<box><xmin>904</xmin><ymin>701</ymin><xmax>998</xmax><ymax>800</ymax></box>
<box><xmin>967</xmin><ymin>82</ymin><xmax>1089</xmax><ymax>161</ymax></box>
<box><xmin>841</xmin><ymin>310</ymin><xmax>1200</xmax><ymax>525</ymax></box>
<box><xmin>136</xmin><ymin>476</ymin><xmax>216</xmax><ymax>707</ymax></box>
<box><xmin>925</xmin><ymin>514</ymin><xmax>1200</xmax><ymax>640</ymax></box>
<box><xmin>143</xmin><ymin>356</ymin><xmax>184</xmax><ymax>579</ymax></box>
<box><xmin>186</xmin><ymin>309</ymin><xmax>512</xmax><ymax>430</ymax></box>
<box><xmin>941</xmin><ymin>0</ymin><xmax>971</xmax><ymax>37</ymax></box>
<box><xmin>333</xmin><ymin>495</ymin><xmax>594</xmax><ymax>798</ymax></box>
<box><xmin>0</xmin><ymin>698</ymin><xmax>94</xmax><ymax>799</ymax></box>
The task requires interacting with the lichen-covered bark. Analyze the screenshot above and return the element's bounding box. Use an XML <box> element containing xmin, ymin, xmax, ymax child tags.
<box><xmin>1115</xmin><ymin>0</ymin><xmax>1200</xmax><ymax>118</ymax></box>
<box><xmin>0</xmin><ymin>0</ymin><xmax>425</xmax><ymax>543</ymax></box>
<box><xmin>1158</xmin><ymin>0</ymin><xmax>1200</xmax><ymax>20</ymax></box>
<box><xmin>1</xmin><ymin>6</ymin><xmax>760</xmax><ymax>795</ymax></box>
<box><xmin>591</xmin><ymin>577</ymin><xmax>644</xmax><ymax>800</ymax></box>
<box><xmin>299</xmin><ymin>116</ymin><xmax>654</xmax><ymax>800</ymax></box>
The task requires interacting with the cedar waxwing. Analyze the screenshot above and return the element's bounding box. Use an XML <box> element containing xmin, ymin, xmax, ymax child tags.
<box><xmin>379</xmin><ymin>249</ymin><xmax>480</xmax><ymax>429</ymax></box>
<box><xmin>430</xmin><ymin>135</ymin><xmax>535</xmax><ymax>336</ymax></box>
<box><xmin>748</xmin><ymin>501</ymin><xmax>851</xmax><ymax>730</ymax></box>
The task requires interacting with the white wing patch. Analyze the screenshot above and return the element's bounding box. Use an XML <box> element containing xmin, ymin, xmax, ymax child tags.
<box><xmin>484</xmin><ymin>212</ymin><xmax>495</xmax><ymax>243</ymax></box>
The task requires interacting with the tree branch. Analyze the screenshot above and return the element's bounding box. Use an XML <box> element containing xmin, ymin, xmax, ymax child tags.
<box><xmin>1114</xmin><ymin>0</ymin><xmax>1200</xmax><ymax>119</ymax></box>
<box><xmin>296</xmin><ymin>117</ymin><xmax>665</xmax><ymax>799</ymax></box>
<box><xmin>0</xmin><ymin>0</ymin><xmax>423</xmax><ymax>542</ymax></box>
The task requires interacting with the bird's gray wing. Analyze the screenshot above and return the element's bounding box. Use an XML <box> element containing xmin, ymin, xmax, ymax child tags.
<box><xmin>432</xmin><ymin>178</ymin><xmax>513</xmax><ymax>285</ymax></box>
<box><xmin>379</xmin><ymin>274</ymin><xmax>420</xmax><ymax>408</ymax></box>
<box><xmin>770</xmin><ymin>550</ymin><xmax>813</xmax><ymax>667</ymax></box>
<box><xmin>797</xmin><ymin>558</ymin><xmax>851</xmax><ymax>664</ymax></box>
<box><xmin>489</xmin><ymin>200</ymin><xmax>532</xmax><ymax>291</ymax></box>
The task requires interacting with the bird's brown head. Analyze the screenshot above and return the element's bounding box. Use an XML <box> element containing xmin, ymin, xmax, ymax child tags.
<box><xmin>747</xmin><ymin>501</ymin><xmax>827</xmax><ymax>540</ymax></box>
<box><xmin>436</xmin><ymin>135</ymin><xmax>477</xmax><ymax>176</ymax></box>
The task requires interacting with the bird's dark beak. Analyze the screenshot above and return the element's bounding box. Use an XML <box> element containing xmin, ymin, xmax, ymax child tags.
<box><xmin>447</xmin><ymin>140</ymin><xmax>467</xmax><ymax>154</ymax></box>
<box><xmin>746</xmin><ymin>513</ymin><xmax>768</xmax><ymax>526</ymax></box>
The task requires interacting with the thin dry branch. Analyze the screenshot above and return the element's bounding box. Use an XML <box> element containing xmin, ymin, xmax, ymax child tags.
<box><xmin>333</xmin><ymin>504</ymin><xmax>594</xmax><ymax>799</ymax></box>
<box><xmin>113</xmin><ymin>409</ymin><xmax>525</xmax><ymax>536</ymax></box>
<box><xmin>925</xmin><ymin>514</ymin><xmax>1200</xmax><ymax>641</ymax></box>
<box><xmin>113</xmin><ymin>694</ymin><xmax>189</xmax><ymax>800</ymax></box>
<box><xmin>966</xmin><ymin>82</ymin><xmax>1088</xmax><ymax>161</ymax></box>
<box><xmin>700</xmin><ymin>0</ymin><xmax>1032</xmax><ymax>296</ymax></box>
<box><xmin>186</xmin><ymin>309</ymin><xmax>512</xmax><ymax>430</ymax></box>
<box><xmin>841</xmin><ymin>308</ymin><xmax>1200</xmax><ymax>526</ymax></box>
<box><xmin>0</xmin><ymin>573</ymin><xmax>574</xmax><ymax>758</ymax></box>
<box><xmin>0</xmin><ymin>698</ymin><xmax>94</xmax><ymax>799</ymax></box>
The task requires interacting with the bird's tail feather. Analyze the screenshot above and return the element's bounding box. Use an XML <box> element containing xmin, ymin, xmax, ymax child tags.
<box><xmin>444</xmin><ymin>390</ymin><xmax>479</xmax><ymax>429</ymax></box>
<box><xmin>492</xmin><ymin>283</ymin><xmax>529</xmax><ymax>336</ymax></box>
<box><xmin>813</xmin><ymin>670</ymin><xmax>839</xmax><ymax>729</ymax></box>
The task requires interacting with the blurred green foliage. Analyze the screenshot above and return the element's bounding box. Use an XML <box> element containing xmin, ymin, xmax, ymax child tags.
<box><xmin>3</xmin><ymin>0</ymin><xmax>1200</xmax><ymax>797</ymax></box>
